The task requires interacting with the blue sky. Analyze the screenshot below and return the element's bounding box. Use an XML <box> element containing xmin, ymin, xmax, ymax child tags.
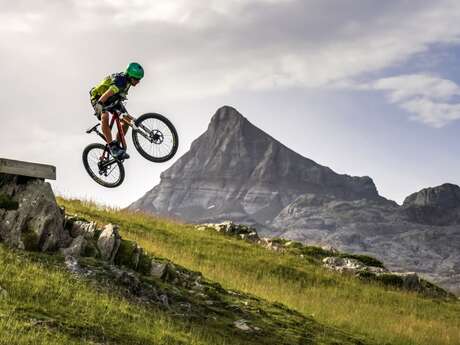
<box><xmin>1</xmin><ymin>0</ymin><xmax>460</xmax><ymax>206</ymax></box>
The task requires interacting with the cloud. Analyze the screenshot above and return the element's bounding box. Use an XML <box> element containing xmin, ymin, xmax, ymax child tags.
<box><xmin>3</xmin><ymin>1</ymin><xmax>460</xmax><ymax>96</ymax></box>
<box><xmin>2</xmin><ymin>0</ymin><xmax>460</xmax><ymax>206</ymax></box>
<box><xmin>89</xmin><ymin>0</ymin><xmax>460</xmax><ymax>103</ymax></box>
<box><xmin>2</xmin><ymin>1</ymin><xmax>460</xmax><ymax>128</ymax></box>
<box><xmin>400</xmin><ymin>98</ymin><xmax>460</xmax><ymax>128</ymax></box>
<box><xmin>370</xmin><ymin>74</ymin><xmax>460</xmax><ymax>127</ymax></box>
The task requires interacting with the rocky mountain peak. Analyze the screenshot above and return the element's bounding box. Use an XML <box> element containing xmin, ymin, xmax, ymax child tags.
<box><xmin>403</xmin><ymin>183</ymin><xmax>460</xmax><ymax>209</ymax></box>
<box><xmin>208</xmin><ymin>105</ymin><xmax>247</xmax><ymax>130</ymax></box>
<box><xmin>402</xmin><ymin>183</ymin><xmax>460</xmax><ymax>226</ymax></box>
<box><xmin>131</xmin><ymin>106</ymin><xmax>386</xmax><ymax>229</ymax></box>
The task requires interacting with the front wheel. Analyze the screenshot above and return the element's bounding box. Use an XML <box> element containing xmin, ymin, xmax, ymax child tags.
<box><xmin>82</xmin><ymin>143</ymin><xmax>125</xmax><ymax>188</ymax></box>
<box><xmin>132</xmin><ymin>113</ymin><xmax>179</xmax><ymax>162</ymax></box>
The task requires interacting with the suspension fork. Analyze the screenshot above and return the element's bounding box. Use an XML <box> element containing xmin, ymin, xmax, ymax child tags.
<box><xmin>126</xmin><ymin>119</ymin><xmax>155</xmax><ymax>142</ymax></box>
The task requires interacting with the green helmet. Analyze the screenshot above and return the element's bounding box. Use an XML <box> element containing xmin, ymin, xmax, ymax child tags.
<box><xmin>126</xmin><ymin>62</ymin><xmax>144</xmax><ymax>79</ymax></box>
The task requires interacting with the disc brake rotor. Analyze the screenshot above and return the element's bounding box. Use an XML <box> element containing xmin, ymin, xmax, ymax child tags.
<box><xmin>150</xmin><ymin>130</ymin><xmax>164</xmax><ymax>144</ymax></box>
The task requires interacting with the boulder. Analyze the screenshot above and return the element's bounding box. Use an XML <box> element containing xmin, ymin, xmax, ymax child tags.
<box><xmin>68</xmin><ymin>220</ymin><xmax>98</xmax><ymax>239</ymax></box>
<box><xmin>323</xmin><ymin>256</ymin><xmax>367</xmax><ymax>274</ymax></box>
<box><xmin>0</xmin><ymin>174</ymin><xmax>64</xmax><ymax>251</ymax></box>
<box><xmin>60</xmin><ymin>236</ymin><xmax>87</xmax><ymax>258</ymax></box>
<box><xmin>150</xmin><ymin>261</ymin><xmax>168</xmax><ymax>279</ymax></box>
<box><xmin>196</xmin><ymin>221</ymin><xmax>260</xmax><ymax>241</ymax></box>
<box><xmin>97</xmin><ymin>224</ymin><xmax>121</xmax><ymax>262</ymax></box>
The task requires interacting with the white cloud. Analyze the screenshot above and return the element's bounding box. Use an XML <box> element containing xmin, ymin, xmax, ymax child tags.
<box><xmin>373</xmin><ymin>74</ymin><xmax>460</xmax><ymax>102</ymax></box>
<box><xmin>369</xmin><ymin>74</ymin><xmax>460</xmax><ymax>127</ymax></box>
<box><xmin>401</xmin><ymin>98</ymin><xmax>460</xmax><ymax>128</ymax></box>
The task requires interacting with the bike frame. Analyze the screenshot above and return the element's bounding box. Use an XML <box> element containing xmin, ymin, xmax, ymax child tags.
<box><xmin>110</xmin><ymin>111</ymin><xmax>128</xmax><ymax>150</ymax></box>
<box><xmin>86</xmin><ymin>102</ymin><xmax>156</xmax><ymax>165</ymax></box>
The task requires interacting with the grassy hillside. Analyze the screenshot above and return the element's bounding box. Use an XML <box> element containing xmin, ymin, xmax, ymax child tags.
<box><xmin>0</xmin><ymin>243</ymin><xmax>371</xmax><ymax>345</ymax></box>
<box><xmin>2</xmin><ymin>197</ymin><xmax>458</xmax><ymax>345</ymax></box>
<box><xmin>0</xmin><ymin>246</ymin><xmax>220</xmax><ymax>345</ymax></box>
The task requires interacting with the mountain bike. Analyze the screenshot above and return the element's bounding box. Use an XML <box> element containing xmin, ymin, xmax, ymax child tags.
<box><xmin>82</xmin><ymin>99</ymin><xmax>179</xmax><ymax>188</ymax></box>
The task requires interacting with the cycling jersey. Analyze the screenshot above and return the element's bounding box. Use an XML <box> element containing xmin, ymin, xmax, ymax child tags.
<box><xmin>90</xmin><ymin>72</ymin><xmax>131</xmax><ymax>103</ymax></box>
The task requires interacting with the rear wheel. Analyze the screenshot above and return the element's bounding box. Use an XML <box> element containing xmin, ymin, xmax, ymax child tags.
<box><xmin>132</xmin><ymin>113</ymin><xmax>179</xmax><ymax>162</ymax></box>
<box><xmin>82</xmin><ymin>143</ymin><xmax>125</xmax><ymax>188</ymax></box>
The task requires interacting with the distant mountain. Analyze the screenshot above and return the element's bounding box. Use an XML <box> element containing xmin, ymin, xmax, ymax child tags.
<box><xmin>402</xmin><ymin>183</ymin><xmax>460</xmax><ymax>226</ymax></box>
<box><xmin>130</xmin><ymin>106</ymin><xmax>391</xmax><ymax>231</ymax></box>
<box><xmin>129</xmin><ymin>106</ymin><xmax>460</xmax><ymax>294</ymax></box>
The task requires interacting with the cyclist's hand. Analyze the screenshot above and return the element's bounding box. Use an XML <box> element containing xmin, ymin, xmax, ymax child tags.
<box><xmin>95</xmin><ymin>102</ymin><xmax>104</xmax><ymax>114</ymax></box>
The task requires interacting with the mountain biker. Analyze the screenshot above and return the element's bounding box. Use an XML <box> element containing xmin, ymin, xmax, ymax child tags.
<box><xmin>90</xmin><ymin>62</ymin><xmax>144</xmax><ymax>159</ymax></box>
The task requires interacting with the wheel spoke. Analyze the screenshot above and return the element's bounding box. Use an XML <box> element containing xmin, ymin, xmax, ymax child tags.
<box><xmin>134</xmin><ymin>115</ymin><xmax>177</xmax><ymax>160</ymax></box>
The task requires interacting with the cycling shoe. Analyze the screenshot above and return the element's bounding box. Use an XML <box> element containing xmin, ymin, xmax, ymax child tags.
<box><xmin>109</xmin><ymin>143</ymin><xmax>129</xmax><ymax>160</ymax></box>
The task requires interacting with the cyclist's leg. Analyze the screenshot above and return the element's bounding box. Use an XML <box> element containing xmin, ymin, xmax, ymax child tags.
<box><xmin>91</xmin><ymin>97</ymin><xmax>113</xmax><ymax>144</ymax></box>
<box><xmin>118</xmin><ymin>115</ymin><xmax>133</xmax><ymax>142</ymax></box>
<box><xmin>100</xmin><ymin>112</ymin><xmax>113</xmax><ymax>144</ymax></box>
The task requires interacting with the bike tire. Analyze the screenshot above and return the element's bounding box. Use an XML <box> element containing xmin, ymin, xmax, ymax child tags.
<box><xmin>82</xmin><ymin>143</ymin><xmax>125</xmax><ymax>188</ymax></box>
<box><xmin>132</xmin><ymin>113</ymin><xmax>179</xmax><ymax>163</ymax></box>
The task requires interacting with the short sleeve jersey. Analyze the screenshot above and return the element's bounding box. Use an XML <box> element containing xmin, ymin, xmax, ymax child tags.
<box><xmin>90</xmin><ymin>72</ymin><xmax>131</xmax><ymax>102</ymax></box>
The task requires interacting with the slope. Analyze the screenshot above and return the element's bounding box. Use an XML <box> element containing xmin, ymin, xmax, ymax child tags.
<box><xmin>60</xmin><ymin>198</ymin><xmax>460</xmax><ymax>345</ymax></box>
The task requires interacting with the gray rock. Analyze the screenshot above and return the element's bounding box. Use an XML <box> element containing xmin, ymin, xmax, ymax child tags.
<box><xmin>60</xmin><ymin>236</ymin><xmax>87</xmax><ymax>258</ymax></box>
<box><xmin>403</xmin><ymin>183</ymin><xmax>460</xmax><ymax>209</ymax></box>
<box><xmin>323</xmin><ymin>256</ymin><xmax>366</xmax><ymax>273</ymax></box>
<box><xmin>234</xmin><ymin>319</ymin><xmax>251</xmax><ymax>331</ymax></box>
<box><xmin>0</xmin><ymin>175</ymin><xmax>64</xmax><ymax>251</ymax></box>
<box><xmin>97</xmin><ymin>224</ymin><xmax>121</xmax><ymax>262</ymax></box>
<box><xmin>69</xmin><ymin>220</ymin><xmax>98</xmax><ymax>239</ymax></box>
<box><xmin>150</xmin><ymin>260</ymin><xmax>168</xmax><ymax>279</ymax></box>
<box><xmin>159</xmin><ymin>294</ymin><xmax>169</xmax><ymax>308</ymax></box>
<box><xmin>64</xmin><ymin>256</ymin><xmax>86</xmax><ymax>275</ymax></box>
<box><xmin>402</xmin><ymin>184</ymin><xmax>460</xmax><ymax>226</ymax></box>
<box><xmin>196</xmin><ymin>221</ymin><xmax>260</xmax><ymax>241</ymax></box>
<box><xmin>322</xmin><ymin>257</ymin><xmax>452</xmax><ymax>297</ymax></box>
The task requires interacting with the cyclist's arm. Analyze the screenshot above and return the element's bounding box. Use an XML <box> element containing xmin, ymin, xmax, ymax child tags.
<box><xmin>98</xmin><ymin>89</ymin><xmax>115</xmax><ymax>105</ymax></box>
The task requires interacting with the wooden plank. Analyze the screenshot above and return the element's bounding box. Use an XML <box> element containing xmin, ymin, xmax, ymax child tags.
<box><xmin>0</xmin><ymin>158</ymin><xmax>56</xmax><ymax>180</ymax></box>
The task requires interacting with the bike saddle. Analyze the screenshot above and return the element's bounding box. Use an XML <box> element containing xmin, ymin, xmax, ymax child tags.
<box><xmin>86</xmin><ymin>123</ymin><xmax>100</xmax><ymax>134</ymax></box>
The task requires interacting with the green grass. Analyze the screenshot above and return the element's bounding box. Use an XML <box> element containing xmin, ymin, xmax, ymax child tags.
<box><xmin>56</xmin><ymin>198</ymin><xmax>460</xmax><ymax>345</ymax></box>
<box><xmin>0</xmin><ymin>236</ymin><xmax>368</xmax><ymax>345</ymax></box>
<box><xmin>0</xmin><ymin>246</ymin><xmax>246</xmax><ymax>345</ymax></box>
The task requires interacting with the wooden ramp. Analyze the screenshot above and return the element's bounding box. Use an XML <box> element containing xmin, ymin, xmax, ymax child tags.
<box><xmin>0</xmin><ymin>158</ymin><xmax>56</xmax><ymax>180</ymax></box>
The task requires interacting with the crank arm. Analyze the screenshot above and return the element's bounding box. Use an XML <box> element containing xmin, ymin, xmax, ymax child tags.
<box><xmin>99</xmin><ymin>158</ymin><xmax>118</xmax><ymax>169</ymax></box>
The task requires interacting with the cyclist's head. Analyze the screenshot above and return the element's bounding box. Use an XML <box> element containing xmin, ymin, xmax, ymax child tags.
<box><xmin>126</xmin><ymin>62</ymin><xmax>144</xmax><ymax>85</ymax></box>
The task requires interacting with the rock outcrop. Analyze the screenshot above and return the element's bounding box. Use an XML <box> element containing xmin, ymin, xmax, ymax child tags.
<box><xmin>128</xmin><ymin>106</ymin><xmax>460</xmax><ymax>295</ymax></box>
<box><xmin>0</xmin><ymin>174</ymin><xmax>64</xmax><ymax>252</ymax></box>
<box><xmin>195</xmin><ymin>221</ymin><xmax>455</xmax><ymax>299</ymax></box>
<box><xmin>402</xmin><ymin>183</ymin><xmax>460</xmax><ymax>226</ymax></box>
<box><xmin>195</xmin><ymin>221</ymin><xmax>260</xmax><ymax>241</ymax></box>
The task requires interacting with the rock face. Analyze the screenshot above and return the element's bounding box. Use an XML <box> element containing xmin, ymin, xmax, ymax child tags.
<box><xmin>97</xmin><ymin>224</ymin><xmax>122</xmax><ymax>262</ymax></box>
<box><xmin>129</xmin><ymin>106</ymin><xmax>460</xmax><ymax>295</ymax></box>
<box><xmin>130</xmin><ymin>106</ymin><xmax>390</xmax><ymax>233</ymax></box>
<box><xmin>402</xmin><ymin>183</ymin><xmax>460</xmax><ymax>226</ymax></box>
<box><xmin>0</xmin><ymin>174</ymin><xmax>64</xmax><ymax>251</ymax></box>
